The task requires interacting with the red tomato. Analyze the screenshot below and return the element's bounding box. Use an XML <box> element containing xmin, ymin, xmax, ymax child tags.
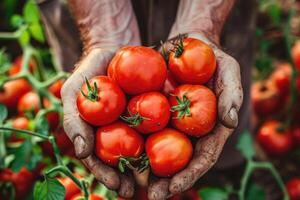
<box><xmin>292</xmin><ymin>126</ymin><xmax>300</xmax><ymax>146</ymax></box>
<box><xmin>270</xmin><ymin>63</ymin><xmax>291</xmax><ymax>96</ymax></box>
<box><xmin>71</xmin><ymin>193</ymin><xmax>104</xmax><ymax>200</ymax></box>
<box><xmin>168</xmin><ymin>38</ymin><xmax>216</xmax><ymax>84</ymax></box>
<box><xmin>0</xmin><ymin>79</ymin><xmax>31</xmax><ymax>109</ymax></box>
<box><xmin>257</xmin><ymin>120</ymin><xmax>293</xmax><ymax>155</ymax></box>
<box><xmin>0</xmin><ymin>167</ymin><xmax>35</xmax><ymax>199</ymax></box>
<box><xmin>58</xmin><ymin>174</ymin><xmax>81</xmax><ymax>200</ymax></box>
<box><xmin>49</xmin><ymin>80</ymin><xmax>64</xmax><ymax>99</ymax></box>
<box><xmin>95</xmin><ymin>122</ymin><xmax>144</xmax><ymax>167</ymax></box>
<box><xmin>108</xmin><ymin>46</ymin><xmax>167</xmax><ymax>95</ymax></box>
<box><xmin>9</xmin><ymin>117</ymin><xmax>30</xmax><ymax>143</ymax></box>
<box><xmin>77</xmin><ymin>76</ymin><xmax>126</xmax><ymax>126</ymax></box>
<box><xmin>251</xmin><ymin>80</ymin><xmax>280</xmax><ymax>115</ymax></box>
<box><xmin>162</xmin><ymin>71</ymin><xmax>178</xmax><ymax>97</ymax></box>
<box><xmin>145</xmin><ymin>128</ymin><xmax>192</xmax><ymax>177</ymax></box>
<box><xmin>8</xmin><ymin>55</ymin><xmax>36</xmax><ymax>76</ymax></box>
<box><xmin>170</xmin><ymin>189</ymin><xmax>201</xmax><ymax>200</ymax></box>
<box><xmin>169</xmin><ymin>84</ymin><xmax>217</xmax><ymax>137</ymax></box>
<box><xmin>122</xmin><ymin>92</ymin><xmax>170</xmax><ymax>134</ymax></box>
<box><xmin>292</xmin><ymin>41</ymin><xmax>300</xmax><ymax>71</ymax></box>
<box><xmin>286</xmin><ymin>178</ymin><xmax>300</xmax><ymax>200</ymax></box>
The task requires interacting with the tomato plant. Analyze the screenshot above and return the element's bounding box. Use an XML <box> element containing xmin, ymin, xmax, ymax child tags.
<box><xmin>108</xmin><ymin>46</ymin><xmax>167</xmax><ymax>95</ymax></box>
<box><xmin>8</xmin><ymin>55</ymin><xmax>36</xmax><ymax>76</ymax></box>
<box><xmin>145</xmin><ymin>128</ymin><xmax>192</xmax><ymax>177</ymax></box>
<box><xmin>77</xmin><ymin>76</ymin><xmax>126</xmax><ymax>126</ymax></box>
<box><xmin>121</xmin><ymin>92</ymin><xmax>170</xmax><ymax>134</ymax></box>
<box><xmin>169</xmin><ymin>84</ymin><xmax>217</xmax><ymax>137</ymax></box>
<box><xmin>58</xmin><ymin>174</ymin><xmax>82</xmax><ymax>200</ymax></box>
<box><xmin>286</xmin><ymin>178</ymin><xmax>300</xmax><ymax>200</ymax></box>
<box><xmin>168</xmin><ymin>37</ymin><xmax>216</xmax><ymax>84</ymax></box>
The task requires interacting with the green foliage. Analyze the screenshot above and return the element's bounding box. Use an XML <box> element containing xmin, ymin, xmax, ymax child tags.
<box><xmin>245</xmin><ymin>183</ymin><xmax>266</xmax><ymax>200</ymax></box>
<box><xmin>34</xmin><ymin>177</ymin><xmax>65</xmax><ymax>200</ymax></box>
<box><xmin>236</xmin><ymin>130</ymin><xmax>255</xmax><ymax>160</ymax></box>
<box><xmin>199</xmin><ymin>188</ymin><xmax>229</xmax><ymax>200</ymax></box>
<box><xmin>0</xmin><ymin>104</ymin><xmax>8</xmax><ymax>124</ymax></box>
<box><xmin>36</xmin><ymin>116</ymin><xmax>49</xmax><ymax>136</ymax></box>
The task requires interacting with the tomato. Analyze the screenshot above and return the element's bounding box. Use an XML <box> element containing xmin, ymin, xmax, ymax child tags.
<box><xmin>251</xmin><ymin>80</ymin><xmax>280</xmax><ymax>115</ymax></box>
<box><xmin>292</xmin><ymin>126</ymin><xmax>300</xmax><ymax>146</ymax></box>
<box><xmin>8</xmin><ymin>55</ymin><xmax>36</xmax><ymax>76</ymax></box>
<box><xmin>9</xmin><ymin>117</ymin><xmax>30</xmax><ymax>143</ymax></box>
<box><xmin>95</xmin><ymin>122</ymin><xmax>144</xmax><ymax>168</ymax></box>
<box><xmin>49</xmin><ymin>80</ymin><xmax>64</xmax><ymax>99</ymax></box>
<box><xmin>0</xmin><ymin>167</ymin><xmax>35</xmax><ymax>199</ymax></box>
<box><xmin>169</xmin><ymin>84</ymin><xmax>216</xmax><ymax>137</ymax></box>
<box><xmin>170</xmin><ymin>189</ymin><xmax>201</xmax><ymax>200</ymax></box>
<box><xmin>168</xmin><ymin>38</ymin><xmax>216</xmax><ymax>84</ymax></box>
<box><xmin>145</xmin><ymin>128</ymin><xmax>192</xmax><ymax>177</ymax></box>
<box><xmin>77</xmin><ymin>76</ymin><xmax>126</xmax><ymax>126</ymax></box>
<box><xmin>162</xmin><ymin>71</ymin><xmax>178</xmax><ymax>97</ymax></box>
<box><xmin>0</xmin><ymin>79</ymin><xmax>31</xmax><ymax>109</ymax></box>
<box><xmin>108</xmin><ymin>46</ymin><xmax>167</xmax><ymax>95</ymax></box>
<box><xmin>71</xmin><ymin>193</ymin><xmax>104</xmax><ymax>200</ymax></box>
<box><xmin>122</xmin><ymin>92</ymin><xmax>170</xmax><ymax>134</ymax></box>
<box><xmin>297</xmin><ymin>75</ymin><xmax>300</xmax><ymax>95</ymax></box>
<box><xmin>286</xmin><ymin>178</ymin><xmax>300</xmax><ymax>200</ymax></box>
<box><xmin>270</xmin><ymin>63</ymin><xmax>291</xmax><ymax>96</ymax></box>
<box><xmin>257</xmin><ymin>120</ymin><xmax>293</xmax><ymax>155</ymax></box>
<box><xmin>292</xmin><ymin>40</ymin><xmax>300</xmax><ymax>71</ymax></box>
<box><xmin>58</xmin><ymin>174</ymin><xmax>81</xmax><ymax>200</ymax></box>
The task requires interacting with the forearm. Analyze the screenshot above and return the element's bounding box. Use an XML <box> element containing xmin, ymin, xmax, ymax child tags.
<box><xmin>170</xmin><ymin>0</ymin><xmax>236</xmax><ymax>44</ymax></box>
<box><xmin>68</xmin><ymin>0</ymin><xmax>140</xmax><ymax>52</ymax></box>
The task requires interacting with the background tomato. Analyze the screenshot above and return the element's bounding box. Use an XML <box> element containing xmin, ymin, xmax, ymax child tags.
<box><xmin>145</xmin><ymin>128</ymin><xmax>192</xmax><ymax>177</ymax></box>
<box><xmin>108</xmin><ymin>46</ymin><xmax>167</xmax><ymax>95</ymax></box>
<box><xmin>270</xmin><ymin>63</ymin><xmax>291</xmax><ymax>96</ymax></box>
<box><xmin>9</xmin><ymin>117</ymin><xmax>30</xmax><ymax>142</ymax></box>
<box><xmin>58</xmin><ymin>174</ymin><xmax>81</xmax><ymax>200</ymax></box>
<box><xmin>49</xmin><ymin>79</ymin><xmax>64</xmax><ymax>99</ymax></box>
<box><xmin>122</xmin><ymin>92</ymin><xmax>170</xmax><ymax>134</ymax></box>
<box><xmin>71</xmin><ymin>193</ymin><xmax>104</xmax><ymax>200</ymax></box>
<box><xmin>292</xmin><ymin>126</ymin><xmax>300</xmax><ymax>146</ymax></box>
<box><xmin>168</xmin><ymin>38</ymin><xmax>216</xmax><ymax>84</ymax></box>
<box><xmin>257</xmin><ymin>120</ymin><xmax>293</xmax><ymax>155</ymax></box>
<box><xmin>292</xmin><ymin>40</ymin><xmax>300</xmax><ymax>71</ymax></box>
<box><xmin>77</xmin><ymin>76</ymin><xmax>126</xmax><ymax>126</ymax></box>
<box><xmin>286</xmin><ymin>178</ymin><xmax>300</xmax><ymax>200</ymax></box>
<box><xmin>8</xmin><ymin>55</ymin><xmax>36</xmax><ymax>76</ymax></box>
<box><xmin>169</xmin><ymin>84</ymin><xmax>217</xmax><ymax>137</ymax></box>
<box><xmin>95</xmin><ymin>122</ymin><xmax>144</xmax><ymax>167</ymax></box>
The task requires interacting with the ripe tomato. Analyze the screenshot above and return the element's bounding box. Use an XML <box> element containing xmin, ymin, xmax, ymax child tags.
<box><xmin>0</xmin><ymin>167</ymin><xmax>35</xmax><ymax>199</ymax></box>
<box><xmin>270</xmin><ymin>63</ymin><xmax>291</xmax><ymax>96</ymax></box>
<box><xmin>108</xmin><ymin>46</ymin><xmax>167</xmax><ymax>95</ymax></box>
<box><xmin>169</xmin><ymin>84</ymin><xmax>216</xmax><ymax>137</ymax></box>
<box><xmin>286</xmin><ymin>178</ymin><xmax>300</xmax><ymax>200</ymax></box>
<box><xmin>257</xmin><ymin>120</ymin><xmax>293</xmax><ymax>155</ymax></box>
<box><xmin>49</xmin><ymin>79</ymin><xmax>64</xmax><ymax>99</ymax></box>
<box><xmin>292</xmin><ymin>40</ymin><xmax>300</xmax><ymax>71</ymax></box>
<box><xmin>58</xmin><ymin>174</ymin><xmax>81</xmax><ymax>200</ymax></box>
<box><xmin>0</xmin><ymin>79</ymin><xmax>31</xmax><ymax>109</ymax></box>
<box><xmin>168</xmin><ymin>38</ymin><xmax>216</xmax><ymax>84</ymax></box>
<box><xmin>251</xmin><ymin>80</ymin><xmax>280</xmax><ymax>116</ymax></box>
<box><xmin>162</xmin><ymin>71</ymin><xmax>178</xmax><ymax>97</ymax></box>
<box><xmin>9</xmin><ymin>117</ymin><xmax>30</xmax><ymax>143</ymax></box>
<box><xmin>95</xmin><ymin>122</ymin><xmax>144</xmax><ymax>168</ymax></box>
<box><xmin>8</xmin><ymin>55</ymin><xmax>36</xmax><ymax>76</ymax></box>
<box><xmin>71</xmin><ymin>193</ymin><xmax>104</xmax><ymax>200</ymax></box>
<box><xmin>292</xmin><ymin>126</ymin><xmax>300</xmax><ymax>146</ymax></box>
<box><xmin>146</xmin><ymin>128</ymin><xmax>192</xmax><ymax>177</ymax></box>
<box><xmin>77</xmin><ymin>76</ymin><xmax>126</xmax><ymax>126</ymax></box>
<box><xmin>122</xmin><ymin>92</ymin><xmax>170</xmax><ymax>134</ymax></box>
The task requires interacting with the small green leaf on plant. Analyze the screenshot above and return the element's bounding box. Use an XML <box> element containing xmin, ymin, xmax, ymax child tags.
<box><xmin>29</xmin><ymin>23</ymin><xmax>45</xmax><ymax>43</ymax></box>
<box><xmin>23</xmin><ymin>0</ymin><xmax>40</xmax><ymax>23</ymax></box>
<box><xmin>0</xmin><ymin>104</ymin><xmax>8</xmax><ymax>124</ymax></box>
<box><xmin>10</xmin><ymin>14</ymin><xmax>24</xmax><ymax>28</ymax></box>
<box><xmin>18</xmin><ymin>30</ymin><xmax>30</xmax><ymax>46</ymax></box>
<box><xmin>199</xmin><ymin>187</ymin><xmax>229</xmax><ymax>200</ymax></box>
<box><xmin>236</xmin><ymin>130</ymin><xmax>255</xmax><ymax>160</ymax></box>
<box><xmin>36</xmin><ymin>116</ymin><xmax>49</xmax><ymax>136</ymax></box>
<box><xmin>34</xmin><ymin>177</ymin><xmax>65</xmax><ymax>200</ymax></box>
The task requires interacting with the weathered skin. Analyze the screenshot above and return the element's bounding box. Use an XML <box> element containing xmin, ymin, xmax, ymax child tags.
<box><xmin>59</xmin><ymin>0</ymin><xmax>243</xmax><ymax>199</ymax></box>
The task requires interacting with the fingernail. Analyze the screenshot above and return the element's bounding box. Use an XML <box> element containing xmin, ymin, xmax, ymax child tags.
<box><xmin>74</xmin><ymin>136</ymin><xmax>85</xmax><ymax>157</ymax></box>
<box><xmin>228</xmin><ymin>108</ymin><xmax>238</xmax><ymax>127</ymax></box>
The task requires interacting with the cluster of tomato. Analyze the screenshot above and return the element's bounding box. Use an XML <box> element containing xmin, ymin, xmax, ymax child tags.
<box><xmin>251</xmin><ymin>41</ymin><xmax>300</xmax><ymax>200</ymax></box>
<box><xmin>76</xmin><ymin>37</ymin><xmax>217</xmax><ymax>177</ymax></box>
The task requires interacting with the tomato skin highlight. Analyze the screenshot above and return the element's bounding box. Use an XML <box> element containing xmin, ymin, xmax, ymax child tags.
<box><xmin>145</xmin><ymin>128</ymin><xmax>192</xmax><ymax>177</ymax></box>
<box><xmin>169</xmin><ymin>84</ymin><xmax>217</xmax><ymax>137</ymax></box>
<box><xmin>124</xmin><ymin>92</ymin><xmax>170</xmax><ymax>134</ymax></box>
<box><xmin>257</xmin><ymin>120</ymin><xmax>293</xmax><ymax>155</ymax></box>
<box><xmin>77</xmin><ymin>76</ymin><xmax>126</xmax><ymax>126</ymax></box>
<box><xmin>95</xmin><ymin>121</ymin><xmax>144</xmax><ymax>167</ymax></box>
<box><xmin>168</xmin><ymin>38</ymin><xmax>216</xmax><ymax>84</ymax></box>
<box><xmin>286</xmin><ymin>178</ymin><xmax>300</xmax><ymax>200</ymax></box>
<box><xmin>58</xmin><ymin>174</ymin><xmax>82</xmax><ymax>200</ymax></box>
<box><xmin>108</xmin><ymin>46</ymin><xmax>167</xmax><ymax>95</ymax></box>
<box><xmin>71</xmin><ymin>193</ymin><xmax>104</xmax><ymax>200</ymax></box>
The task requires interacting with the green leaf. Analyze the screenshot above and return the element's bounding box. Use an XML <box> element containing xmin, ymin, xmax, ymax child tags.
<box><xmin>34</xmin><ymin>177</ymin><xmax>65</xmax><ymax>200</ymax></box>
<box><xmin>199</xmin><ymin>187</ymin><xmax>229</xmax><ymax>200</ymax></box>
<box><xmin>245</xmin><ymin>183</ymin><xmax>266</xmax><ymax>200</ymax></box>
<box><xmin>0</xmin><ymin>104</ymin><xmax>8</xmax><ymax>124</ymax></box>
<box><xmin>18</xmin><ymin>30</ymin><xmax>30</xmax><ymax>46</ymax></box>
<box><xmin>236</xmin><ymin>130</ymin><xmax>255</xmax><ymax>160</ymax></box>
<box><xmin>23</xmin><ymin>0</ymin><xmax>40</xmax><ymax>24</ymax></box>
<box><xmin>29</xmin><ymin>23</ymin><xmax>45</xmax><ymax>43</ymax></box>
<box><xmin>10</xmin><ymin>14</ymin><xmax>24</xmax><ymax>28</ymax></box>
<box><xmin>0</xmin><ymin>49</ymin><xmax>11</xmax><ymax>74</ymax></box>
<box><xmin>267</xmin><ymin>4</ymin><xmax>281</xmax><ymax>25</ymax></box>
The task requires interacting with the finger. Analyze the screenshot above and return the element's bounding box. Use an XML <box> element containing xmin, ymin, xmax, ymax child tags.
<box><xmin>169</xmin><ymin>124</ymin><xmax>233</xmax><ymax>194</ymax></box>
<box><xmin>118</xmin><ymin>173</ymin><xmax>135</xmax><ymax>198</ymax></box>
<box><xmin>148</xmin><ymin>177</ymin><xmax>170</xmax><ymax>200</ymax></box>
<box><xmin>82</xmin><ymin>155</ymin><xmax>120</xmax><ymax>190</ymax></box>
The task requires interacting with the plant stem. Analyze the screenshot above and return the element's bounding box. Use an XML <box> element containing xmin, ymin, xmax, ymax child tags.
<box><xmin>238</xmin><ymin>160</ymin><xmax>253</xmax><ymax>200</ymax></box>
<box><xmin>0</xmin><ymin>26</ymin><xmax>27</xmax><ymax>39</ymax></box>
<box><xmin>48</xmin><ymin>136</ymin><xmax>63</xmax><ymax>165</ymax></box>
<box><xmin>0</xmin><ymin>127</ymin><xmax>48</xmax><ymax>140</ymax></box>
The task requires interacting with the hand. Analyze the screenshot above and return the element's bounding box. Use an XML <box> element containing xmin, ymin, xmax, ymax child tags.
<box><xmin>148</xmin><ymin>22</ymin><xmax>243</xmax><ymax>200</ymax></box>
<box><xmin>61</xmin><ymin>0</ymin><xmax>140</xmax><ymax>198</ymax></box>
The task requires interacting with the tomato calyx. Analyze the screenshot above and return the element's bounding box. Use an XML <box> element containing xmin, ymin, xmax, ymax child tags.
<box><xmin>120</xmin><ymin>113</ymin><xmax>149</xmax><ymax>127</ymax></box>
<box><xmin>170</xmin><ymin>94</ymin><xmax>191</xmax><ymax>119</ymax></box>
<box><xmin>81</xmin><ymin>78</ymin><xmax>99</xmax><ymax>102</ymax></box>
<box><xmin>118</xmin><ymin>154</ymin><xmax>149</xmax><ymax>173</ymax></box>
